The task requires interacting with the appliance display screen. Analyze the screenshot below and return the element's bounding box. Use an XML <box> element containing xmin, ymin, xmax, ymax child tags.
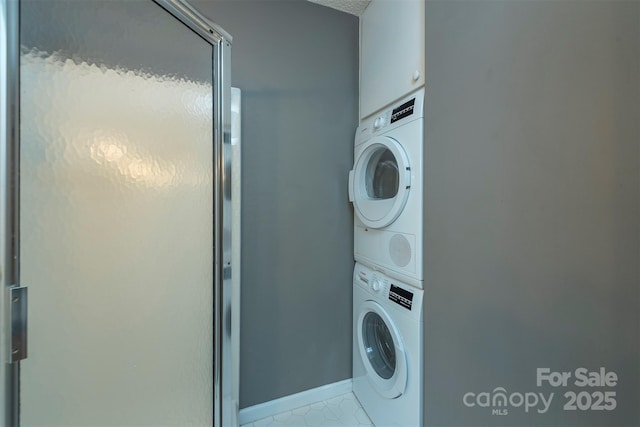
<box><xmin>389</xmin><ymin>284</ymin><xmax>413</xmax><ymax>310</ymax></box>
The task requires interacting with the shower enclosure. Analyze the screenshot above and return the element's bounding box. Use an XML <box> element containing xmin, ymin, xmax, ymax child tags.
<box><xmin>1</xmin><ymin>0</ymin><xmax>236</xmax><ymax>425</ymax></box>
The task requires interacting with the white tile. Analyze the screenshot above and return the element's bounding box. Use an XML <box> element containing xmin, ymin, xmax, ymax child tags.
<box><xmin>304</xmin><ymin>406</ymin><xmax>342</xmax><ymax>426</ymax></box>
<box><xmin>303</xmin><ymin>408</ymin><xmax>327</xmax><ymax>426</ymax></box>
<box><xmin>281</xmin><ymin>414</ymin><xmax>308</xmax><ymax>426</ymax></box>
<box><xmin>336</xmin><ymin>413</ymin><xmax>363</xmax><ymax>426</ymax></box>
<box><xmin>310</xmin><ymin>401</ymin><xmax>326</xmax><ymax>410</ymax></box>
<box><xmin>241</xmin><ymin>393</ymin><xmax>372</xmax><ymax>427</ymax></box>
<box><xmin>321</xmin><ymin>406</ymin><xmax>341</xmax><ymax>421</ymax></box>
<box><xmin>273</xmin><ymin>411</ymin><xmax>293</xmax><ymax>422</ymax></box>
<box><xmin>355</xmin><ymin>408</ymin><xmax>371</xmax><ymax>424</ymax></box>
<box><xmin>327</xmin><ymin>397</ymin><xmax>361</xmax><ymax>419</ymax></box>
<box><xmin>292</xmin><ymin>405</ymin><xmax>311</xmax><ymax>416</ymax></box>
<box><xmin>244</xmin><ymin>415</ymin><xmax>273</xmax><ymax>427</ymax></box>
<box><xmin>325</xmin><ymin>395</ymin><xmax>346</xmax><ymax>406</ymax></box>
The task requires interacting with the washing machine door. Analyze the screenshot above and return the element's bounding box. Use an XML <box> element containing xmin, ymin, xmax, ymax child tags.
<box><xmin>349</xmin><ymin>136</ymin><xmax>411</xmax><ymax>229</ymax></box>
<box><xmin>356</xmin><ymin>300</ymin><xmax>408</xmax><ymax>399</ymax></box>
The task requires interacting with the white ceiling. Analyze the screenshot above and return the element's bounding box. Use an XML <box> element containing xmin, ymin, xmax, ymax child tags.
<box><xmin>307</xmin><ymin>0</ymin><xmax>371</xmax><ymax>16</ymax></box>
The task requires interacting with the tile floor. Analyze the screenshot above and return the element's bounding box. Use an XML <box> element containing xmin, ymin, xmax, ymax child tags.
<box><xmin>241</xmin><ymin>392</ymin><xmax>373</xmax><ymax>427</ymax></box>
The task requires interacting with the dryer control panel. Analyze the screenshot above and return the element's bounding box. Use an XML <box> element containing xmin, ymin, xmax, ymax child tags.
<box><xmin>355</xmin><ymin>88</ymin><xmax>425</xmax><ymax>146</ymax></box>
<box><xmin>371</xmin><ymin>111</ymin><xmax>391</xmax><ymax>132</ymax></box>
<box><xmin>390</xmin><ymin>97</ymin><xmax>416</xmax><ymax>124</ymax></box>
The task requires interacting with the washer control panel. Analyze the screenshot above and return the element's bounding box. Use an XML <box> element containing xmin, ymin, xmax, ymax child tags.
<box><xmin>355</xmin><ymin>264</ymin><xmax>414</xmax><ymax>311</ymax></box>
<box><xmin>389</xmin><ymin>284</ymin><xmax>413</xmax><ymax>310</ymax></box>
<box><xmin>372</xmin><ymin>111</ymin><xmax>391</xmax><ymax>133</ymax></box>
<box><xmin>356</xmin><ymin>268</ymin><xmax>389</xmax><ymax>294</ymax></box>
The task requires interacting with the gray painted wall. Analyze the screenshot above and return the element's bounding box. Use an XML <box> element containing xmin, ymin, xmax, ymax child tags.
<box><xmin>424</xmin><ymin>2</ymin><xmax>639</xmax><ymax>426</ymax></box>
<box><xmin>193</xmin><ymin>0</ymin><xmax>358</xmax><ymax>409</ymax></box>
<box><xmin>20</xmin><ymin>0</ymin><xmax>212</xmax><ymax>83</ymax></box>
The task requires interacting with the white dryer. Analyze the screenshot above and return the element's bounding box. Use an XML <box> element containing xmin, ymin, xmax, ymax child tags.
<box><xmin>349</xmin><ymin>89</ymin><xmax>424</xmax><ymax>288</ymax></box>
<box><xmin>352</xmin><ymin>263</ymin><xmax>423</xmax><ymax>427</ymax></box>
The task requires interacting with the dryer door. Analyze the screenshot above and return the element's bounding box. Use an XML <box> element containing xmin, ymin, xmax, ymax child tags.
<box><xmin>350</xmin><ymin>136</ymin><xmax>410</xmax><ymax>228</ymax></box>
<box><xmin>356</xmin><ymin>300</ymin><xmax>408</xmax><ymax>398</ymax></box>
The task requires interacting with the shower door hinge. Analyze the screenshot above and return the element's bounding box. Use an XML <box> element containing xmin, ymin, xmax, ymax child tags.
<box><xmin>7</xmin><ymin>285</ymin><xmax>28</xmax><ymax>363</ymax></box>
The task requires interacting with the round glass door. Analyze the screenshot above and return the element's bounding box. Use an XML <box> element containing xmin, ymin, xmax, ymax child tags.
<box><xmin>357</xmin><ymin>301</ymin><xmax>407</xmax><ymax>398</ymax></box>
<box><xmin>352</xmin><ymin>136</ymin><xmax>410</xmax><ymax>228</ymax></box>
<box><xmin>362</xmin><ymin>312</ymin><xmax>396</xmax><ymax>379</ymax></box>
<box><xmin>366</xmin><ymin>149</ymin><xmax>399</xmax><ymax>200</ymax></box>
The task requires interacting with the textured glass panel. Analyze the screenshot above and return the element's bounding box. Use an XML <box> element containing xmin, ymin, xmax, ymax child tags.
<box><xmin>20</xmin><ymin>1</ymin><xmax>213</xmax><ymax>425</ymax></box>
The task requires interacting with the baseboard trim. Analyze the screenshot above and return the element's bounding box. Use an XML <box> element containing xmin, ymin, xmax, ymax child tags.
<box><xmin>238</xmin><ymin>378</ymin><xmax>353</xmax><ymax>425</ymax></box>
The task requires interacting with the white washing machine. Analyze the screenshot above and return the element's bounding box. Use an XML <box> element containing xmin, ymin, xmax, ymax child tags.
<box><xmin>349</xmin><ymin>89</ymin><xmax>424</xmax><ymax>288</ymax></box>
<box><xmin>352</xmin><ymin>263</ymin><xmax>423</xmax><ymax>427</ymax></box>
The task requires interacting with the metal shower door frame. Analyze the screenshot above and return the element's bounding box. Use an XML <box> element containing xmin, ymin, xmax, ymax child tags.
<box><xmin>0</xmin><ymin>1</ymin><xmax>233</xmax><ymax>426</ymax></box>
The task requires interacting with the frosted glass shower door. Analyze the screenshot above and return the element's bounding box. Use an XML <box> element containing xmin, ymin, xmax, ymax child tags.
<box><xmin>17</xmin><ymin>1</ymin><xmax>223</xmax><ymax>425</ymax></box>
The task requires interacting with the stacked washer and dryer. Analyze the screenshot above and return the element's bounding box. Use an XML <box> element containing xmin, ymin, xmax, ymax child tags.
<box><xmin>349</xmin><ymin>89</ymin><xmax>425</xmax><ymax>427</ymax></box>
